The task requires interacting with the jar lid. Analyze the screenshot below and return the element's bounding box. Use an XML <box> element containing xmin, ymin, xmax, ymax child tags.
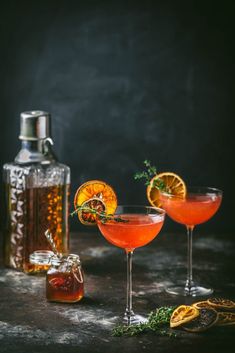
<box><xmin>67</xmin><ymin>254</ymin><xmax>81</xmax><ymax>263</ymax></box>
<box><xmin>29</xmin><ymin>251</ymin><xmax>81</xmax><ymax>266</ymax></box>
<box><xmin>29</xmin><ymin>250</ymin><xmax>54</xmax><ymax>265</ymax></box>
<box><xmin>50</xmin><ymin>254</ymin><xmax>81</xmax><ymax>266</ymax></box>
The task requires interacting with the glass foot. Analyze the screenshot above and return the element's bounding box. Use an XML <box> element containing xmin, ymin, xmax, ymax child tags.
<box><xmin>123</xmin><ymin>311</ymin><xmax>147</xmax><ymax>325</ymax></box>
<box><xmin>166</xmin><ymin>284</ymin><xmax>213</xmax><ymax>297</ymax></box>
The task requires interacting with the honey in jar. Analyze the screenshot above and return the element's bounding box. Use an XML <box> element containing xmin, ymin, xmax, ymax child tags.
<box><xmin>30</xmin><ymin>252</ymin><xmax>84</xmax><ymax>303</ymax></box>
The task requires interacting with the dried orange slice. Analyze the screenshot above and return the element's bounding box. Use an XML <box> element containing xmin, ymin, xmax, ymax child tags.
<box><xmin>192</xmin><ymin>301</ymin><xmax>212</xmax><ymax>310</ymax></box>
<box><xmin>182</xmin><ymin>308</ymin><xmax>218</xmax><ymax>332</ymax></box>
<box><xmin>170</xmin><ymin>305</ymin><xmax>199</xmax><ymax>328</ymax></box>
<box><xmin>216</xmin><ymin>312</ymin><xmax>235</xmax><ymax>326</ymax></box>
<box><xmin>147</xmin><ymin>172</ymin><xmax>186</xmax><ymax>207</ymax></box>
<box><xmin>207</xmin><ymin>298</ymin><xmax>235</xmax><ymax>310</ymax></box>
<box><xmin>74</xmin><ymin>180</ymin><xmax>117</xmax><ymax>225</ymax></box>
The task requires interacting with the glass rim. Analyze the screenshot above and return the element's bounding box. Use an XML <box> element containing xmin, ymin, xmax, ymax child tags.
<box><xmin>160</xmin><ymin>186</ymin><xmax>223</xmax><ymax>199</ymax></box>
<box><xmin>115</xmin><ymin>204</ymin><xmax>166</xmax><ymax>216</ymax></box>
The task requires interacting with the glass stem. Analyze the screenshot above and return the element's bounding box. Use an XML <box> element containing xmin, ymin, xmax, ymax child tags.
<box><xmin>124</xmin><ymin>250</ymin><xmax>134</xmax><ymax>324</ymax></box>
<box><xmin>185</xmin><ymin>225</ymin><xmax>194</xmax><ymax>294</ymax></box>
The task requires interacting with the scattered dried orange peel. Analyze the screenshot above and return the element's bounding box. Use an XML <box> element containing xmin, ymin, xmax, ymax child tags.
<box><xmin>171</xmin><ymin>298</ymin><xmax>235</xmax><ymax>332</ymax></box>
<box><xmin>73</xmin><ymin>180</ymin><xmax>117</xmax><ymax>225</ymax></box>
<box><xmin>147</xmin><ymin>172</ymin><xmax>187</xmax><ymax>208</ymax></box>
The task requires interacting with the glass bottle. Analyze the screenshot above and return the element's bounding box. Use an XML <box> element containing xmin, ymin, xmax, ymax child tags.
<box><xmin>3</xmin><ymin>111</ymin><xmax>70</xmax><ymax>273</ymax></box>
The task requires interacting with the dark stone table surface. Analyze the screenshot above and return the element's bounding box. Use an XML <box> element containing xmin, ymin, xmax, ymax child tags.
<box><xmin>0</xmin><ymin>230</ymin><xmax>234</xmax><ymax>353</ymax></box>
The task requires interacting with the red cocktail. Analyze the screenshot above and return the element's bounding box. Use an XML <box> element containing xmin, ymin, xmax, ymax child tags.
<box><xmin>98</xmin><ymin>214</ymin><xmax>164</xmax><ymax>251</ymax></box>
<box><xmin>97</xmin><ymin>206</ymin><xmax>165</xmax><ymax>324</ymax></box>
<box><xmin>160</xmin><ymin>187</ymin><xmax>222</xmax><ymax>296</ymax></box>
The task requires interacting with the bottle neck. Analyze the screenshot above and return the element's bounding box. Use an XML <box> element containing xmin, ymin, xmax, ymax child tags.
<box><xmin>21</xmin><ymin>140</ymin><xmax>43</xmax><ymax>152</ymax></box>
<box><xmin>15</xmin><ymin>138</ymin><xmax>57</xmax><ymax>164</ymax></box>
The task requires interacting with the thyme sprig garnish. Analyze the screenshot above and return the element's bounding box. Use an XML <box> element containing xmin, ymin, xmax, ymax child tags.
<box><xmin>112</xmin><ymin>306</ymin><xmax>177</xmax><ymax>337</ymax></box>
<box><xmin>134</xmin><ymin>160</ymin><xmax>157</xmax><ymax>186</ymax></box>
<box><xmin>134</xmin><ymin>160</ymin><xmax>167</xmax><ymax>192</ymax></box>
<box><xmin>71</xmin><ymin>206</ymin><xmax>129</xmax><ymax>224</ymax></box>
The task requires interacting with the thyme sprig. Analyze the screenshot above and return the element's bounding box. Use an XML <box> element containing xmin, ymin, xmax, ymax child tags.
<box><xmin>71</xmin><ymin>205</ymin><xmax>129</xmax><ymax>224</ymax></box>
<box><xmin>112</xmin><ymin>306</ymin><xmax>177</xmax><ymax>337</ymax></box>
<box><xmin>134</xmin><ymin>160</ymin><xmax>167</xmax><ymax>192</ymax></box>
<box><xmin>134</xmin><ymin>160</ymin><xmax>157</xmax><ymax>186</ymax></box>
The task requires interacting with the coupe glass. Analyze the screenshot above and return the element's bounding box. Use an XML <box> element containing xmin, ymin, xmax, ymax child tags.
<box><xmin>97</xmin><ymin>205</ymin><xmax>165</xmax><ymax>325</ymax></box>
<box><xmin>159</xmin><ymin>187</ymin><xmax>222</xmax><ymax>297</ymax></box>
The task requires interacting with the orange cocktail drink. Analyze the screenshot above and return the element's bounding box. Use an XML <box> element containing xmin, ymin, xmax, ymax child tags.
<box><xmin>73</xmin><ymin>180</ymin><xmax>166</xmax><ymax>325</ymax></box>
<box><xmin>98</xmin><ymin>214</ymin><xmax>164</xmax><ymax>251</ymax></box>
<box><xmin>160</xmin><ymin>192</ymin><xmax>222</xmax><ymax>227</ymax></box>
<box><xmin>159</xmin><ymin>187</ymin><xmax>222</xmax><ymax>297</ymax></box>
<box><xmin>97</xmin><ymin>206</ymin><xmax>165</xmax><ymax>325</ymax></box>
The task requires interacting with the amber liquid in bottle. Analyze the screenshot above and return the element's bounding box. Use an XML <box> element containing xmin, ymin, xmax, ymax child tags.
<box><xmin>3</xmin><ymin>111</ymin><xmax>70</xmax><ymax>273</ymax></box>
<box><xmin>4</xmin><ymin>184</ymin><xmax>69</xmax><ymax>273</ymax></box>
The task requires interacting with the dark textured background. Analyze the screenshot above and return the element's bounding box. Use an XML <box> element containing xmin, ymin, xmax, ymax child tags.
<box><xmin>0</xmin><ymin>0</ymin><xmax>234</xmax><ymax>233</ymax></box>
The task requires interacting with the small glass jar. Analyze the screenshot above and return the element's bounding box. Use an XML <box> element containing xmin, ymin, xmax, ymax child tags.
<box><xmin>30</xmin><ymin>252</ymin><xmax>84</xmax><ymax>303</ymax></box>
<box><xmin>47</xmin><ymin>254</ymin><xmax>84</xmax><ymax>303</ymax></box>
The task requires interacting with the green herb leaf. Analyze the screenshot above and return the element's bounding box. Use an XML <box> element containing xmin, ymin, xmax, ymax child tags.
<box><xmin>134</xmin><ymin>160</ymin><xmax>167</xmax><ymax>192</ymax></box>
<box><xmin>112</xmin><ymin>306</ymin><xmax>178</xmax><ymax>337</ymax></box>
<box><xmin>71</xmin><ymin>205</ymin><xmax>129</xmax><ymax>224</ymax></box>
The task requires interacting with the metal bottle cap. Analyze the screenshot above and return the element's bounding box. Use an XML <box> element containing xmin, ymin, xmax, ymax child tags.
<box><xmin>19</xmin><ymin>110</ymin><xmax>51</xmax><ymax>140</ymax></box>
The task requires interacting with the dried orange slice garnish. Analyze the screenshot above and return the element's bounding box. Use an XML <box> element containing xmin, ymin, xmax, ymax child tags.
<box><xmin>147</xmin><ymin>172</ymin><xmax>186</xmax><ymax>207</ymax></box>
<box><xmin>74</xmin><ymin>180</ymin><xmax>117</xmax><ymax>226</ymax></box>
<box><xmin>170</xmin><ymin>305</ymin><xmax>199</xmax><ymax>328</ymax></box>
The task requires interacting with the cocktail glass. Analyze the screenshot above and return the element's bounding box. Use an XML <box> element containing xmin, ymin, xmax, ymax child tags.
<box><xmin>97</xmin><ymin>205</ymin><xmax>165</xmax><ymax>325</ymax></box>
<box><xmin>159</xmin><ymin>187</ymin><xmax>222</xmax><ymax>297</ymax></box>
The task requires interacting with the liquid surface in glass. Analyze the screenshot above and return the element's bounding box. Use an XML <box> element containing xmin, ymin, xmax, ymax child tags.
<box><xmin>97</xmin><ymin>213</ymin><xmax>164</xmax><ymax>251</ymax></box>
<box><xmin>160</xmin><ymin>193</ymin><xmax>222</xmax><ymax>226</ymax></box>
